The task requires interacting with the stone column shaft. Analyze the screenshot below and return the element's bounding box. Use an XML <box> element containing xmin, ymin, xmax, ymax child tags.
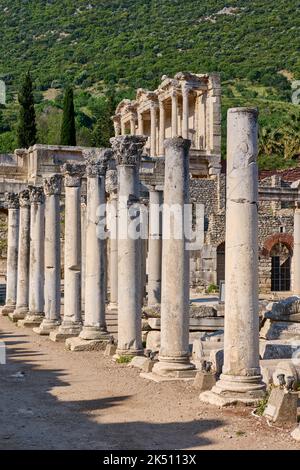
<box><xmin>294</xmin><ymin>208</ymin><xmax>300</xmax><ymax>295</ymax></box>
<box><xmin>182</xmin><ymin>85</ymin><xmax>190</xmax><ymax>140</ymax></box>
<box><xmin>10</xmin><ymin>190</ymin><xmax>30</xmax><ymax>321</ymax></box>
<box><xmin>130</xmin><ymin>116</ymin><xmax>136</xmax><ymax>135</ymax></box>
<box><xmin>110</xmin><ymin>196</ymin><xmax>118</xmax><ymax>306</ymax></box>
<box><xmin>201</xmin><ymin>107</ymin><xmax>265</xmax><ymax>406</ymax></box>
<box><xmin>81</xmin><ymin>196</ymin><xmax>87</xmax><ymax>313</ymax></box>
<box><xmin>148</xmin><ymin>189</ymin><xmax>163</xmax><ymax>306</ymax></box>
<box><xmin>138</xmin><ymin>112</ymin><xmax>144</xmax><ymax>135</ymax></box>
<box><xmin>171</xmin><ymin>92</ymin><xmax>178</xmax><ymax>138</ymax></box>
<box><xmin>2</xmin><ymin>193</ymin><xmax>19</xmax><ymax>315</ymax></box>
<box><xmin>111</xmin><ymin>135</ymin><xmax>147</xmax><ymax>357</ymax></box>
<box><xmin>150</xmin><ymin>104</ymin><xmax>157</xmax><ymax>157</ymax></box>
<box><xmin>152</xmin><ymin>137</ymin><xmax>195</xmax><ymax>378</ymax></box>
<box><xmin>159</xmin><ymin>101</ymin><xmax>165</xmax><ymax>156</ymax></box>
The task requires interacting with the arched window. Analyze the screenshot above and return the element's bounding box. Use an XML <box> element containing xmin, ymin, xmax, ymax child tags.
<box><xmin>270</xmin><ymin>242</ymin><xmax>291</xmax><ymax>292</ymax></box>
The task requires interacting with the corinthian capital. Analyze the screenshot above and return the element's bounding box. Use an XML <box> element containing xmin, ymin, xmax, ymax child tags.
<box><xmin>5</xmin><ymin>192</ymin><xmax>19</xmax><ymax>209</ymax></box>
<box><xmin>63</xmin><ymin>163</ymin><xmax>85</xmax><ymax>187</ymax></box>
<box><xmin>28</xmin><ymin>186</ymin><xmax>45</xmax><ymax>204</ymax></box>
<box><xmin>44</xmin><ymin>174</ymin><xmax>63</xmax><ymax>196</ymax></box>
<box><xmin>83</xmin><ymin>148</ymin><xmax>113</xmax><ymax>177</ymax></box>
<box><xmin>19</xmin><ymin>189</ymin><xmax>30</xmax><ymax>208</ymax></box>
<box><xmin>110</xmin><ymin>135</ymin><xmax>147</xmax><ymax>166</ymax></box>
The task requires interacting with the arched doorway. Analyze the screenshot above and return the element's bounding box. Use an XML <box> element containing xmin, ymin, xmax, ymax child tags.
<box><xmin>217</xmin><ymin>242</ymin><xmax>225</xmax><ymax>286</ymax></box>
<box><xmin>270</xmin><ymin>242</ymin><xmax>291</xmax><ymax>292</ymax></box>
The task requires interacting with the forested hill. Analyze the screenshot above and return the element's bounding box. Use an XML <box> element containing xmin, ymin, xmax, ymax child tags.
<box><xmin>0</xmin><ymin>0</ymin><xmax>300</xmax><ymax>168</ymax></box>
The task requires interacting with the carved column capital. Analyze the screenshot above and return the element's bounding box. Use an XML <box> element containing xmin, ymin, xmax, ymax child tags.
<box><xmin>43</xmin><ymin>174</ymin><xmax>63</xmax><ymax>196</ymax></box>
<box><xmin>19</xmin><ymin>189</ymin><xmax>31</xmax><ymax>208</ymax></box>
<box><xmin>83</xmin><ymin>148</ymin><xmax>113</xmax><ymax>177</ymax></box>
<box><xmin>28</xmin><ymin>186</ymin><xmax>45</xmax><ymax>204</ymax></box>
<box><xmin>63</xmin><ymin>163</ymin><xmax>85</xmax><ymax>187</ymax></box>
<box><xmin>5</xmin><ymin>192</ymin><xmax>19</xmax><ymax>209</ymax></box>
<box><xmin>110</xmin><ymin>135</ymin><xmax>147</xmax><ymax>166</ymax></box>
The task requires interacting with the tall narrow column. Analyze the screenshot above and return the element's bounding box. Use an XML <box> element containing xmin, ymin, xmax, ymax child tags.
<box><xmin>140</xmin><ymin>199</ymin><xmax>149</xmax><ymax>306</ymax></box>
<box><xmin>106</xmin><ymin>168</ymin><xmax>118</xmax><ymax>310</ymax></box>
<box><xmin>110</xmin><ymin>135</ymin><xmax>147</xmax><ymax>357</ymax></box>
<box><xmin>159</xmin><ymin>100</ymin><xmax>165</xmax><ymax>156</ymax></box>
<box><xmin>150</xmin><ymin>103</ymin><xmax>157</xmax><ymax>157</ymax></box>
<box><xmin>1</xmin><ymin>193</ymin><xmax>19</xmax><ymax>316</ymax></box>
<box><xmin>67</xmin><ymin>150</ymin><xmax>112</xmax><ymax>351</ymax></box>
<box><xmin>81</xmin><ymin>195</ymin><xmax>87</xmax><ymax>313</ymax></box>
<box><xmin>148</xmin><ymin>188</ymin><xmax>163</xmax><ymax>306</ymax></box>
<box><xmin>171</xmin><ymin>91</ymin><xmax>178</xmax><ymax>138</ymax></box>
<box><xmin>19</xmin><ymin>186</ymin><xmax>45</xmax><ymax>327</ymax></box>
<box><xmin>34</xmin><ymin>175</ymin><xmax>62</xmax><ymax>335</ymax></box>
<box><xmin>137</xmin><ymin>112</ymin><xmax>144</xmax><ymax>135</ymax></box>
<box><xmin>201</xmin><ymin>108</ymin><xmax>265</xmax><ymax>406</ymax></box>
<box><xmin>294</xmin><ymin>205</ymin><xmax>300</xmax><ymax>295</ymax></box>
<box><xmin>50</xmin><ymin>164</ymin><xmax>84</xmax><ymax>342</ymax></box>
<box><xmin>182</xmin><ymin>84</ymin><xmax>190</xmax><ymax>139</ymax></box>
<box><xmin>10</xmin><ymin>190</ymin><xmax>30</xmax><ymax>322</ymax></box>
<box><xmin>152</xmin><ymin>138</ymin><xmax>195</xmax><ymax>379</ymax></box>
<box><xmin>130</xmin><ymin>115</ymin><xmax>136</xmax><ymax>135</ymax></box>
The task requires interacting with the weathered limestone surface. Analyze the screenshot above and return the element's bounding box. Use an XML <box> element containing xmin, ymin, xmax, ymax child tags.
<box><xmin>106</xmin><ymin>168</ymin><xmax>118</xmax><ymax>309</ymax></box>
<box><xmin>50</xmin><ymin>164</ymin><xmax>85</xmax><ymax>342</ymax></box>
<box><xmin>1</xmin><ymin>193</ymin><xmax>19</xmax><ymax>316</ymax></box>
<box><xmin>264</xmin><ymin>297</ymin><xmax>300</xmax><ymax>322</ymax></box>
<box><xmin>19</xmin><ymin>186</ymin><xmax>45</xmax><ymax>327</ymax></box>
<box><xmin>34</xmin><ymin>175</ymin><xmax>62</xmax><ymax>335</ymax></box>
<box><xmin>111</xmin><ymin>135</ymin><xmax>146</xmax><ymax>357</ymax></box>
<box><xmin>152</xmin><ymin>137</ymin><xmax>195</xmax><ymax>379</ymax></box>
<box><xmin>260</xmin><ymin>319</ymin><xmax>300</xmax><ymax>340</ymax></box>
<box><xmin>201</xmin><ymin>108</ymin><xmax>265</xmax><ymax>406</ymax></box>
<box><xmin>147</xmin><ymin>189</ymin><xmax>163</xmax><ymax>306</ymax></box>
<box><xmin>264</xmin><ymin>388</ymin><xmax>298</xmax><ymax>426</ymax></box>
<box><xmin>10</xmin><ymin>190</ymin><xmax>30</xmax><ymax>322</ymax></box>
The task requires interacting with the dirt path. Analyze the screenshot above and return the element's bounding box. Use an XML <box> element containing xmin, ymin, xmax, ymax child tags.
<box><xmin>0</xmin><ymin>316</ymin><xmax>299</xmax><ymax>450</ymax></box>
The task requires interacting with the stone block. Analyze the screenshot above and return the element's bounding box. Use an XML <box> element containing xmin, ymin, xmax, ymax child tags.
<box><xmin>49</xmin><ymin>330</ymin><xmax>79</xmax><ymax>343</ymax></box>
<box><xmin>263</xmin><ymin>388</ymin><xmax>298</xmax><ymax>426</ymax></box>
<box><xmin>147</xmin><ymin>318</ymin><xmax>160</xmax><ymax>330</ymax></box>
<box><xmin>146</xmin><ymin>331</ymin><xmax>160</xmax><ymax>352</ymax></box>
<box><xmin>65</xmin><ymin>337</ymin><xmax>108</xmax><ymax>352</ymax></box>
<box><xmin>193</xmin><ymin>371</ymin><xmax>216</xmax><ymax>391</ymax></box>
<box><xmin>209</xmin><ymin>348</ymin><xmax>224</xmax><ymax>375</ymax></box>
<box><xmin>260</xmin><ymin>319</ymin><xmax>300</xmax><ymax>340</ymax></box>
<box><xmin>129</xmin><ymin>356</ymin><xmax>154</xmax><ymax>373</ymax></box>
<box><xmin>104</xmin><ymin>343</ymin><xmax>117</xmax><ymax>356</ymax></box>
<box><xmin>291</xmin><ymin>425</ymin><xmax>300</xmax><ymax>441</ymax></box>
<box><xmin>259</xmin><ymin>340</ymin><xmax>300</xmax><ymax>360</ymax></box>
<box><xmin>265</xmin><ymin>296</ymin><xmax>300</xmax><ymax>321</ymax></box>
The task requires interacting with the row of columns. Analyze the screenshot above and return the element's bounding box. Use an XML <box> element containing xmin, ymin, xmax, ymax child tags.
<box><xmin>2</xmin><ymin>108</ymin><xmax>270</xmax><ymax>404</ymax></box>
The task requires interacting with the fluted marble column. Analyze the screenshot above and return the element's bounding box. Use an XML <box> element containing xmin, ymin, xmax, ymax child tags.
<box><xmin>294</xmin><ymin>206</ymin><xmax>300</xmax><ymax>295</ymax></box>
<box><xmin>171</xmin><ymin>91</ymin><xmax>178</xmax><ymax>138</ymax></box>
<box><xmin>182</xmin><ymin>84</ymin><xmax>190</xmax><ymax>140</ymax></box>
<box><xmin>152</xmin><ymin>138</ymin><xmax>195</xmax><ymax>379</ymax></box>
<box><xmin>19</xmin><ymin>186</ymin><xmax>45</xmax><ymax>327</ymax></box>
<box><xmin>159</xmin><ymin>100</ymin><xmax>165</xmax><ymax>156</ymax></box>
<box><xmin>10</xmin><ymin>190</ymin><xmax>30</xmax><ymax>322</ymax></box>
<box><xmin>150</xmin><ymin>103</ymin><xmax>157</xmax><ymax>157</ymax></box>
<box><xmin>81</xmin><ymin>195</ymin><xmax>87</xmax><ymax>313</ymax></box>
<box><xmin>148</xmin><ymin>189</ymin><xmax>163</xmax><ymax>306</ymax></box>
<box><xmin>106</xmin><ymin>168</ymin><xmax>118</xmax><ymax>310</ymax></box>
<box><xmin>1</xmin><ymin>193</ymin><xmax>19</xmax><ymax>316</ymax></box>
<box><xmin>110</xmin><ymin>135</ymin><xmax>147</xmax><ymax>357</ymax></box>
<box><xmin>34</xmin><ymin>175</ymin><xmax>62</xmax><ymax>335</ymax></box>
<box><xmin>50</xmin><ymin>164</ymin><xmax>84</xmax><ymax>342</ymax></box>
<box><xmin>201</xmin><ymin>108</ymin><xmax>265</xmax><ymax>406</ymax></box>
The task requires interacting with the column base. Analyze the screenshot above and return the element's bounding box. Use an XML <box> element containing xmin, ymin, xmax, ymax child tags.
<box><xmin>49</xmin><ymin>321</ymin><xmax>82</xmax><ymax>342</ymax></box>
<box><xmin>18</xmin><ymin>313</ymin><xmax>44</xmax><ymax>328</ymax></box>
<box><xmin>115</xmin><ymin>347</ymin><xmax>144</xmax><ymax>359</ymax></box>
<box><xmin>33</xmin><ymin>319</ymin><xmax>61</xmax><ymax>336</ymax></box>
<box><xmin>79</xmin><ymin>325</ymin><xmax>111</xmax><ymax>341</ymax></box>
<box><xmin>151</xmin><ymin>355</ymin><xmax>196</xmax><ymax>379</ymax></box>
<box><xmin>9</xmin><ymin>307</ymin><xmax>28</xmax><ymax>322</ymax></box>
<box><xmin>66</xmin><ymin>336</ymin><xmax>111</xmax><ymax>352</ymax></box>
<box><xmin>199</xmin><ymin>373</ymin><xmax>266</xmax><ymax>407</ymax></box>
<box><xmin>1</xmin><ymin>304</ymin><xmax>16</xmax><ymax>316</ymax></box>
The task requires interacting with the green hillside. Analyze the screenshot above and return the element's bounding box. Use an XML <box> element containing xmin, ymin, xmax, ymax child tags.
<box><xmin>0</xmin><ymin>0</ymin><xmax>300</xmax><ymax>168</ymax></box>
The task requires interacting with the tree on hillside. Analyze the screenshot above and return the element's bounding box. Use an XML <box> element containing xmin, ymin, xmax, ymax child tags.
<box><xmin>17</xmin><ymin>71</ymin><xmax>37</xmax><ymax>148</ymax></box>
<box><xmin>91</xmin><ymin>89</ymin><xmax>116</xmax><ymax>148</ymax></box>
<box><xmin>60</xmin><ymin>86</ymin><xmax>76</xmax><ymax>146</ymax></box>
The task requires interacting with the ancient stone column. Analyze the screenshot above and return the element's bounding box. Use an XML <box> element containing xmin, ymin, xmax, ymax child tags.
<box><xmin>159</xmin><ymin>100</ymin><xmax>165</xmax><ymax>156</ymax></box>
<box><xmin>50</xmin><ymin>164</ymin><xmax>84</xmax><ymax>342</ymax></box>
<box><xmin>106</xmin><ymin>168</ymin><xmax>118</xmax><ymax>310</ymax></box>
<box><xmin>10</xmin><ymin>190</ymin><xmax>30</xmax><ymax>322</ymax></box>
<box><xmin>148</xmin><ymin>189</ymin><xmax>163</xmax><ymax>306</ymax></box>
<box><xmin>294</xmin><ymin>206</ymin><xmax>300</xmax><ymax>295</ymax></box>
<box><xmin>152</xmin><ymin>138</ymin><xmax>195</xmax><ymax>379</ymax></box>
<box><xmin>182</xmin><ymin>84</ymin><xmax>190</xmax><ymax>140</ymax></box>
<box><xmin>34</xmin><ymin>175</ymin><xmax>62</xmax><ymax>335</ymax></box>
<box><xmin>138</xmin><ymin>112</ymin><xmax>144</xmax><ymax>135</ymax></box>
<box><xmin>171</xmin><ymin>91</ymin><xmax>178</xmax><ymax>138</ymax></box>
<box><xmin>19</xmin><ymin>186</ymin><xmax>45</xmax><ymax>327</ymax></box>
<box><xmin>81</xmin><ymin>195</ymin><xmax>87</xmax><ymax>313</ymax></box>
<box><xmin>67</xmin><ymin>150</ymin><xmax>113</xmax><ymax>351</ymax></box>
<box><xmin>201</xmin><ymin>108</ymin><xmax>265</xmax><ymax>406</ymax></box>
<box><xmin>150</xmin><ymin>103</ymin><xmax>157</xmax><ymax>157</ymax></box>
<box><xmin>130</xmin><ymin>116</ymin><xmax>136</xmax><ymax>135</ymax></box>
<box><xmin>1</xmin><ymin>193</ymin><xmax>19</xmax><ymax>316</ymax></box>
<box><xmin>140</xmin><ymin>199</ymin><xmax>149</xmax><ymax>306</ymax></box>
<box><xmin>110</xmin><ymin>135</ymin><xmax>147</xmax><ymax>357</ymax></box>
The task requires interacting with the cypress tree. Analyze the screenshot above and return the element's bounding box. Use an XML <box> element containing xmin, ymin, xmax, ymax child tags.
<box><xmin>17</xmin><ymin>71</ymin><xmax>37</xmax><ymax>148</ymax></box>
<box><xmin>60</xmin><ymin>86</ymin><xmax>76</xmax><ymax>146</ymax></box>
